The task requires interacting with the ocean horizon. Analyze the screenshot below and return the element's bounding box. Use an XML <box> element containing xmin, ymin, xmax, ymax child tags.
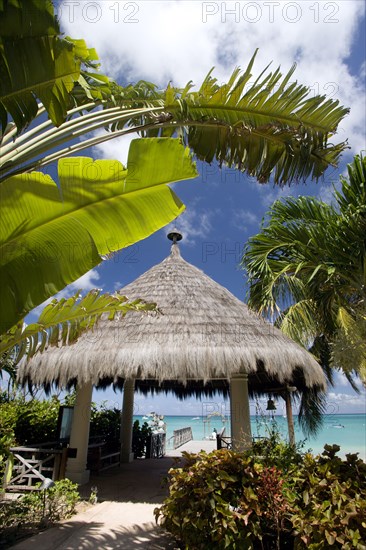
<box><xmin>134</xmin><ymin>413</ymin><xmax>366</xmax><ymax>460</ymax></box>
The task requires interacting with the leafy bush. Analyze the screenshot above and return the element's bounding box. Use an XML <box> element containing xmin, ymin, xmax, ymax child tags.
<box><xmin>132</xmin><ymin>420</ymin><xmax>152</xmax><ymax>458</ymax></box>
<box><xmin>0</xmin><ymin>392</ymin><xmax>59</xmax><ymax>447</ymax></box>
<box><xmin>89</xmin><ymin>403</ymin><xmax>121</xmax><ymax>451</ymax></box>
<box><xmin>155</xmin><ymin>443</ymin><xmax>366</xmax><ymax>550</ymax></box>
<box><xmin>288</xmin><ymin>445</ymin><xmax>366</xmax><ymax>549</ymax></box>
<box><xmin>0</xmin><ymin>479</ymin><xmax>80</xmax><ymax>547</ymax></box>
<box><xmin>0</xmin><ymin>392</ymin><xmax>60</xmax><ymax>480</ymax></box>
<box><xmin>251</xmin><ymin>429</ymin><xmax>306</xmax><ymax>473</ymax></box>
<box><xmin>0</xmin><ymin>392</ymin><xmax>123</xmax><ymax>478</ymax></box>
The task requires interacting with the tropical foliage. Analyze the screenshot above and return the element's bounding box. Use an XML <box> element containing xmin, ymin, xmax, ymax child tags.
<box><xmin>1</xmin><ymin>50</ymin><xmax>349</xmax><ymax>185</ymax></box>
<box><xmin>0</xmin><ymin>0</ymin><xmax>111</xmax><ymax>133</ymax></box>
<box><xmin>0</xmin><ymin>479</ymin><xmax>80</xmax><ymax>547</ymax></box>
<box><xmin>0</xmin><ymin>137</ymin><xmax>195</xmax><ymax>333</ymax></box>
<box><xmin>0</xmin><ymin>1</ymin><xmax>349</xmax><ymax>186</ymax></box>
<box><xmin>242</xmin><ymin>154</ymin><xmax>366</xmax><ymax>384</ymax></box>
<box><xmin>0</xmin><ymin>390</ymin><xmax>122</xmax><ymax>478</ymax></box>
<box><xmin>0</xmin><ymin>0</ymin><xmax>351</xmax><ymax>369</ymax></box>
<box><xmin>0</xmin><ymin>290</ymin><xmax>158</xmax><ymax>365</ymax></box>
<box><xmin>156</xmin><ymin>444</ymin><xmax>366</xmax><ymax>549</ymax></box>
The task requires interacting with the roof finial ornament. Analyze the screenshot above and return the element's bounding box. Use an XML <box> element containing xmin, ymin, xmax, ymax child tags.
<box><xmin>167</xmin><ymin>228</ymin><xmax>183</xmax><ymax>244</ymax></box>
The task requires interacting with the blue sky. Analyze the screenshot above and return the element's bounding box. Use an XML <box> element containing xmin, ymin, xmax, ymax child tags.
<box><xmin>27</xmin><ymin>1</ymin><xmax>366</xmax><ymax>416</ymax></box>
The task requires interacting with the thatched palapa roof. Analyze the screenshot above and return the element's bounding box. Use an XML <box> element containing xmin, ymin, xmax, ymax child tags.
<box><xmin>18</xmin><ymin>238</ymin><xmax>326</xmax><ymax>394</ymax></box>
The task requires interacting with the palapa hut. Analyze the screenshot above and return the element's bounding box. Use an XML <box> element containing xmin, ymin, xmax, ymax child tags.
<box><xmin>18</xmin><ymin>231</ymin><xmax>326</xmax><ymax>484</ymax></box>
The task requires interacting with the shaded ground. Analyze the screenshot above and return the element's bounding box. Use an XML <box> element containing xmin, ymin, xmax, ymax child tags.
<box><xmin>10</xmin><ymin>458</ymin><xmax>180</xmax><ymax>550</ymax></box>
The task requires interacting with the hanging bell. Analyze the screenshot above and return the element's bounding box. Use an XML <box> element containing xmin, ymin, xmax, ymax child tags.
<box><xmin>266</xmin><ymin>398</ymin><xmax>276</xmax><ymax>411</ymax></box>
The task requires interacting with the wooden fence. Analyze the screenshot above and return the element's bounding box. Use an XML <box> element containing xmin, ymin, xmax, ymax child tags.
<box><xmin>3</xmin><ymin>445</ymin><xmax>68</xmax><ymax>492</ymax></box>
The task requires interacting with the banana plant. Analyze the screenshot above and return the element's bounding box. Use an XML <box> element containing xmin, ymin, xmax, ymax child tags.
<box><xmin>0</xmin><ymin>3</ymin><xmax>349</xmax><ymax>185</ymax></box>
<box><xmin>0</xmin><ymin>137</ymin><xmax>197</xmax><ymax>332</ymax></box>
<box><xmin>0</xmin><ymin>0</ymin><xmax>112</xmax><ymax>134</ymax></box>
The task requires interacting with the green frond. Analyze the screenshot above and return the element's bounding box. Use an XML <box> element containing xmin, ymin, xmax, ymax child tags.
<box><xmin>0</xmin><ymin>290</ymin><xmax>158</xmax><ymax>363</ymax></box>
<box><xmin>275</xmin><ymin>299</ymin><xmax>317</xmax><ymax>346</ymax></box>
<box><xmin>297</xmin><ymin>387</ymin><xmax>327</xmax><ymax>437</ymax></box>
<box><xmin>1</xmin><ymin>43</ymin><xmax>349</xmax><ymax>184</ymax></box>
<box><xmin>170</xmin><ymin>54</ymin><xmax>349</xmax><ymax>184</ymax></box>
<box><xmin>242</xmin><ymin>153</ymin><xmax>366</xmax><ymax>381</ymax></box>
<box><xmin>0</xmin><ymin>0</ymin><xmax>112</xmax><ymax>134</ymax></box>
<box><xmin>332</xmin><ymin>307</ymin><xmax>366</xmax><ymax>382</ymax></box>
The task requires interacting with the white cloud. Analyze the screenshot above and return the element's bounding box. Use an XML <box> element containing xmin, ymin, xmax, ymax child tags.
<box><xmin>60</xmin><ymin>0</ymin><xmax>366</xmax><ymax>160</ymax></box>
<box><xmin>332</xmin><ymin>369</ymin><xmax>365</xmax><ymax>391</ymax></box>
<box><xmin>326</xmin><ymin>391</ymin><xmax>366</xmax><ymax>413</ymax></box>
<box><xmin>92</xmin><ymin>132</ymin><xmax>135</xmax><ymax>165</ymax></box>
<box><xmin>166</xmin><ymin>208</ymin><xmax>213</xmax><ymax>245</ymax></box>
<box><xmin>231</xmin><ymin>208</ymin><xmax>260</xmax><ymax>232</ymax></box>
<box><xmin>69</xmin><ymin>270</ymin><xmax>101</xmax><ymax>292</ymax></box>
<box><xmin>254</xmin><ymin>181</ymin><xmax>293</xmax><ymax>208</ymax></box>
<box><xmin>113</xmin><ymin>280</ymin><xmax>123</xmax><ymax>290</ymax></box>
<box><xmin>29</xmin><ymin>268</ymin><xmax>101</xmax><ymax>318</ymax></box>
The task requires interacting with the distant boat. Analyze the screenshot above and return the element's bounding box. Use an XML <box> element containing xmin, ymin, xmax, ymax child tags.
<box><xmin>331</xmin><ymin>424</ymin><xmax>345</xmax><ymax>428</ymax></box>
<box><xmin>192</xmin><ymin>417</ymin><xmax>200</xmax><ymax>420</ymax></box>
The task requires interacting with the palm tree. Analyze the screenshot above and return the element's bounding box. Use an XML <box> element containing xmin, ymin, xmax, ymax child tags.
<box><xmin>1</xmin><ymin>1</ymin><xmax>349</xmax><ymax>186</ymax></box>
<box><xmin>0</xmin><ymin>0</ymin><xmax>351</xmax><ymax>367</ymax></box>
<box><xmin>241</xmin><ymin>154</ymin><xmax>366</xmax><ymax>432</ymax></box>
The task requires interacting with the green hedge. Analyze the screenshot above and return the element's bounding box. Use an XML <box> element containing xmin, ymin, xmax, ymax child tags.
<box><xmin>155</xmin><ymin>443</ymin><xmax>366</xmax><ymax>550</ymax></box>
<box><xmin>0</xmin><ymin>391</ymin><xmax>121</xmax><ymax>478</ymax></box>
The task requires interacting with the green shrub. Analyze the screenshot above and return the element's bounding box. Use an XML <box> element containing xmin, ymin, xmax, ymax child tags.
<box><xmin>132</xmin><ymin>420</ymin><xmax>152</xmax><ymax>458</ymax></box>
<box><xmin>288</xmin><ymin>445</ymin><xmax>366</xmax><ymax>549</ymax></box>
<box><xmin>155</xmin><ymin>444</ymin><xmax>366</xmax><ymax>550</ymax></box>
<box><xmin>0</xmin><ymin>392</ymin><xmax>123</xmax><ymax>478</ymax></box>
<box><xmin>89</xmin><ymin>403</ymin><xmax>121</xmax><ymax>450</ymax></box>
<box><xmin>0</xmin><ymin>479</ymin><xmax>80</xmax><ymax>547</ymax></box>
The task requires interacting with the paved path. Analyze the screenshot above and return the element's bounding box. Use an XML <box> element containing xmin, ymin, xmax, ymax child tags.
<box><xmin>12</xmin><ymin>500</ymin><xmax>179</xmax><ymax>549</ymax></box>
<box><xmin>11</xmin><ymin>442</ymin><xmax>217</xmax><ymax>549</ymax></box>
<box><xmin>166</xmin><ymin>439</ymin><xmax>216</xmax><ymax>456</ymax></box>
<box><xmin>12</xmin><ymin>459</ymin><xmax>179</xmax><ymax>550</ymax></box>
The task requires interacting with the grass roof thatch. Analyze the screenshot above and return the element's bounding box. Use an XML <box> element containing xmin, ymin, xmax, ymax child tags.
<box><xmin>18</xmin><ymin>243</ymin><xmax>326</xmax><ymax>394</ymax></box>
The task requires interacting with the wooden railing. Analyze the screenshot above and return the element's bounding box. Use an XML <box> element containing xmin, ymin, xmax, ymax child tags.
<box><xmin>3</xmin><ymin>445</ymin><xmax>68</xmax><ymax>492</ymax></box>
<box><xmin>146</xmin><ymin>433</ymin><xmax>166</xmax><ymax>458</ymax></box>
<box><xmin>87</xmin><ymin>442</ymin><xmax>120</xmax><ymax>473</ymax></box>
<box><xmin>169</xmin><ymin>427</ymin><xmax>193</xmax><ymax>449</ymax></box>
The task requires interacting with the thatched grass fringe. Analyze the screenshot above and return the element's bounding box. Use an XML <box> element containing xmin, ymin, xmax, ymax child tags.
<box><xmin>18</xmin><ymin>244</ymin><xmax>326</xmax><ymax>392</ymax></box>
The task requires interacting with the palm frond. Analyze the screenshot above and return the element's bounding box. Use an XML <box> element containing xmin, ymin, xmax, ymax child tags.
<box><xmin>1</xmin><ymin>49</ymin><xmax>349</xmax><ymax>184</ymax></box>
<box><xmin>332</xmin><ymin>307</ymin><xmax>366</xmax><ymax>382</ymax></box>
<box><xmin>0</xmin><ymin>0</ymin><xmax>113</xmax><ymax>135</ymax></box>
<box><xmin>275</xmin><ymin>299</ymin><xmax>317</xmax><ymax>346</ymax></box>
<box><xmin>297</xmin><ymin>386</ymin><xmax>327</xmax><ymax>437</ymax></box>
<box><xmin>242</xmin><ymin>153</ymin><xmax>366</xmax><ymax>382</ymax></box>
<box><xmin>0</xmin><ymin>290</ymin><xmax>158</xmax><ymax>363</ymax></box>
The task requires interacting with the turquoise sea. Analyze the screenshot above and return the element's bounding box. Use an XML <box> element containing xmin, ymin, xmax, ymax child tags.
<box><xmin>134</xmin><ymin>414</ymin><xmax>366</xmax><ymax>460</ymax></box>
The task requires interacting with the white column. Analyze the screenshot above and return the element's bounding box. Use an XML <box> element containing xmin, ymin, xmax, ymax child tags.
<box><xmin>230</xmin><ymin>374</ymin><xmax>252</xmax><ymax>451</ymax></box>
<box><xmin>65</xmin><ymin>381</ymin><xmax>93</xmax><ymax>485</ymax></box>
<box><xmin>120</xmin><ymin>378</ymin><xmax>135</xmax><ymax>463</ymax></box>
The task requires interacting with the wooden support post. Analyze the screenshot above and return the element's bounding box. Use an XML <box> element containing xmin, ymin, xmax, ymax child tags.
<box><xmin>120</xmin><ymin>378</ymin><xmax>135</xmax><ymax>463</ymax></box>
